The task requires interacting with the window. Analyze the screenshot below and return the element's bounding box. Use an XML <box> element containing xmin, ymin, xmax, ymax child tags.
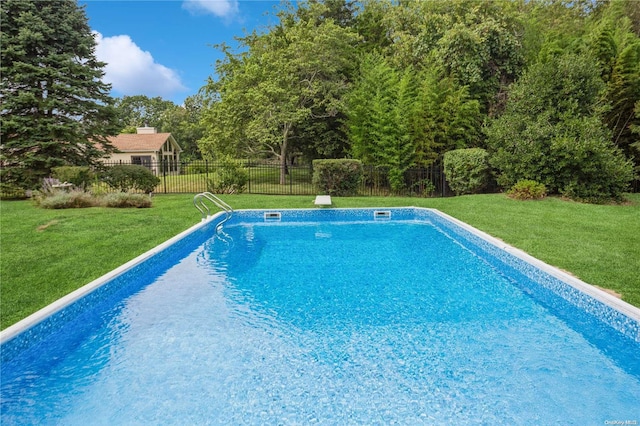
<box><xmin>131</xmin><ymin>156</ymin><xmax>152</xmax><ymax>168</ymax></box>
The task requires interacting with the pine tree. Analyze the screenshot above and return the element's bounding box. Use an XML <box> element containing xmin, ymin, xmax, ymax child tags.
<box><xmin>1</xmin><ymin>0</ymin><xmax>119</xmax><ymax>191</ymax></box>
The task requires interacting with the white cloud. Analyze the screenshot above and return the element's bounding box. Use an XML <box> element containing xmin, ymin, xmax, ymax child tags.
<box><xmin>93</xmin><ymin>32</ymin><xmax>187</xmax><ymax>99</ymax></box>
<box><xmin>182</xmin><ymin>0</ymin><xmax>239</xmax><ymax>19</ymax></box>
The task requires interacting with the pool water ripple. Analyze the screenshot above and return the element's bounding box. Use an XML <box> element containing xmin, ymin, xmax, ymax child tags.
<box><xmin>1</xmin><ymin>210</ymin><xmax>639</xmax><ymax>424</ymax></box>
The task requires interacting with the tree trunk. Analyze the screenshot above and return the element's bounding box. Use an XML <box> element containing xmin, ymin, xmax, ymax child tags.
<box><xmin>279</xmin><ymin>123</ymin><xmax>290</xmax><ymax>185</ymax></box>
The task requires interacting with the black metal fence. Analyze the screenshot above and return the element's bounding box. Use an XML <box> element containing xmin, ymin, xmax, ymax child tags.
<box><xmin>4</xmin><ymin>157</ymin><xmax>639</xmax><ymax>198</ymax></box>
<box><xmin>97</xmin><ymin>160</ymin><xmax>451</xmax><ymax>197</ymax></box>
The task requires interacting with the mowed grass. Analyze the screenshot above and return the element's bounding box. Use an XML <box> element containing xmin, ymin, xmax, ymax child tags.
<box><xmin>1</xmin><ymin>193</ymin><xmax>639</xmax><ymax>330</ymax></box>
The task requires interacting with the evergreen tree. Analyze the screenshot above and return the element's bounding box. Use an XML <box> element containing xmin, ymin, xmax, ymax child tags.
<box><xmin>346</xmin><ymin>52</ymin><xmax>482</xmax><ymax>188</ymax></box>
<box><xmin>1</xmin><ymin>0</ymin><xmax>119</xmax><ymax>190</ymax></box>
<box><xmin>372</xmin><ymin>0</ymin><xmax>524</xmax><ymax>115</ymax></box>
<box><xmin>587</xmin><ymin>2</ymin><xmax>640</xmax><ymax>171</ymax></box>
<box><xmin>607</xmin><ymin>41</ymin><xmax>640</xmax><ymax>155</ymax></box>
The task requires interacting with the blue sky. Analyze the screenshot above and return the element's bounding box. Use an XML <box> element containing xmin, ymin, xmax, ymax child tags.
<box><xmin>81</xmin><ymin>1</ymin><xmax>283</xmax><ymax>104</ymax></box>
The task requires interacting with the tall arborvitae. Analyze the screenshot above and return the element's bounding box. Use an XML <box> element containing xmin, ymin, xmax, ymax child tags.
<box><xmin>0</xmin><ymin>0</ymin><xmax>119</xmax><ymax>191</ymax></box>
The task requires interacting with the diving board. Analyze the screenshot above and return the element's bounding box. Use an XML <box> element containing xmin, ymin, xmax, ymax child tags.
<box><xmin>314</xmin><ymin>195</ymin><xmax>332</xmax><ymax>206</ymax></box>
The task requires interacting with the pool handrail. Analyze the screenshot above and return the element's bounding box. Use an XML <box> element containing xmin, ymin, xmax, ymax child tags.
<box><xmin>193</xmin><ymin>192</ymin><xmax>233</xmax><ymax>230</ymax></box>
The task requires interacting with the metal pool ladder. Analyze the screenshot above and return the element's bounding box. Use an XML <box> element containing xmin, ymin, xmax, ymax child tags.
<box><xmin>193</xmin><ymin>192</ymin><xmax>233</xmax><ymax>230</ymax></box>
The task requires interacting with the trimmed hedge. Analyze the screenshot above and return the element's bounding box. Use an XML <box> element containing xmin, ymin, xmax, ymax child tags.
<box><xmin>312</xmin><ymin>159</ymin><xmax>363</xmax><ymax>196</ymax></box>
<box><xmin>443</xmin><ymin>148</ymin><xmax>490</xmax><ymax>196</ymax></box>
<box><xmin>102</xmin><ymin>165</ymin><xmax>160</xmax><ymax>193</ymax></box>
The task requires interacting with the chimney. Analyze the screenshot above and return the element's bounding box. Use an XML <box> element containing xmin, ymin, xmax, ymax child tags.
<box><xmin>136</xmin><ymin>126</ymin><xmax>157</xmax><ymax>134</ymax></box>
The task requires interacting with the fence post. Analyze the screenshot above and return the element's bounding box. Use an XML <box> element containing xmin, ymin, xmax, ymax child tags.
<box><xmin>440</xmin><ymin>162</ymin><xmax>445</xmax><ymax>197</ymax></box>
<box><xmin>205</xmin><ymin>159</ymin><xmax>209</xmax><ymax>192</ymax></box>
<box><xmin>162</xmin><ymin>159</ymin><xmax>167</xmax><ymax>194</ymax></box>
<box><xmin>247</xmin><ymin>159</ymin><xmax>251</xmax><ymax>193</ymax></box>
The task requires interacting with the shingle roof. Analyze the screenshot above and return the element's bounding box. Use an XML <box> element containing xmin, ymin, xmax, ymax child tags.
<box><xmin>107</xmin><ymin>133</ymin><xmax>173</xmax><ymax>152</ymax></box>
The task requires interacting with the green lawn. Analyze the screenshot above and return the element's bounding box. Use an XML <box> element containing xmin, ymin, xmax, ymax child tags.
<box><xmin>1</xmin><ymin>193</ymin><xmax>639</xmax><ymax>330</ymax></box>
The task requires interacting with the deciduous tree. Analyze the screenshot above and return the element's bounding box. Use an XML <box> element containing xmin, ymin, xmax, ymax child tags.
<box><xmin>113</xmin><ymin>95</ymin><xmax>176</xmax><ymax>132</ymax></box>
<box><xmin>159</xmin><ymin>94</ymin><xmax>205</xmax><ymax>161</ymax></box>
<box><xmin>200</xmin><ymin>6</ymin><xmax>359</xmax><ymax>184</ymax></box>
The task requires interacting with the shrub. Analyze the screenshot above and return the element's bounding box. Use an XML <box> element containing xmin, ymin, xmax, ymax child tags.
<box><xmin>102</xmin><ymin>165</ymin><xmax>160</xmax><ymax>193</ymax></box>
<box><xmin>51</xmin><ymin>166</ymin><xmax>94</xmax><ymax>189</ymax></box>
<box><xmin>486</xmin><ymin>53</ymin><xmax>634</xmax><ymax>203</ymax></box>
<box><xmin>443</xmin><ymin>148</ymin><xmax>490</xmax><ymax>195</ymax></box>
<box><xmin>0</xmin><ymin>183</ymin><xmax>27</xmax><ymax>199</ymax></box>
<box><xmin>312</xmin><ymin>159</ymin><xmax>363</xmax><ymax>196</ymax></box>
<box><xmin>507</xmin><ymin>180</ymin><xmax>547</xmax><ymax>200</ymax></box>
<box><xmin>410</xmin><ymin>179</ymin><xmax>436</xmax><ymax>197</ymax></box>
<box><xmin>102</xmin><ymin>192</ymin><xmax>152</xmax><ymax>208</ymax></box>
<box><xmin>36</xmin><ymin>189</ymin><xmax>97</xmax><ymax>209</ymax></box>
<box><xmin>551</xmin><ymin>130</ymin><xmax>634</xmax><ymax>203</ymax></box>
<box><xmin>207</xmin><ymin>155</ymin><xmax>248</xmax><ymax>194</ymax></box>
<box><xmin>40</xmin><ymin>177</ymin><xmax>62</xmax><ymax>195</ymax></box>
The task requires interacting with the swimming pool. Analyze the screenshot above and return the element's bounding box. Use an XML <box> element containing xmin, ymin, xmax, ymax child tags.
<box><xmin>2</xmin><ymin>208</ymin><xmax>639</xmax><ymax>424</ymax></box>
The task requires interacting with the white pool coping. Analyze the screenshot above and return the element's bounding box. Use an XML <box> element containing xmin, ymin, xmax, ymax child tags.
<box><xmin>2</xmin><ymin>207</ymin><xmax>639</xmax><ymax>345</ymax></box>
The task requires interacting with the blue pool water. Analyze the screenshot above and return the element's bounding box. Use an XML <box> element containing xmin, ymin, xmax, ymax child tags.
<box><xmin>1</xmin><ymin>208</ymin><xmax>639</xmax><ymax>424</ymax></box>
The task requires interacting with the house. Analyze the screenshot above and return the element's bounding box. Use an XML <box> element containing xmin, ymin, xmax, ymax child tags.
<box><xmin>103</xmin><ymin>127</ymin><xmax>182</xmax><ymax>175</ymax></box>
